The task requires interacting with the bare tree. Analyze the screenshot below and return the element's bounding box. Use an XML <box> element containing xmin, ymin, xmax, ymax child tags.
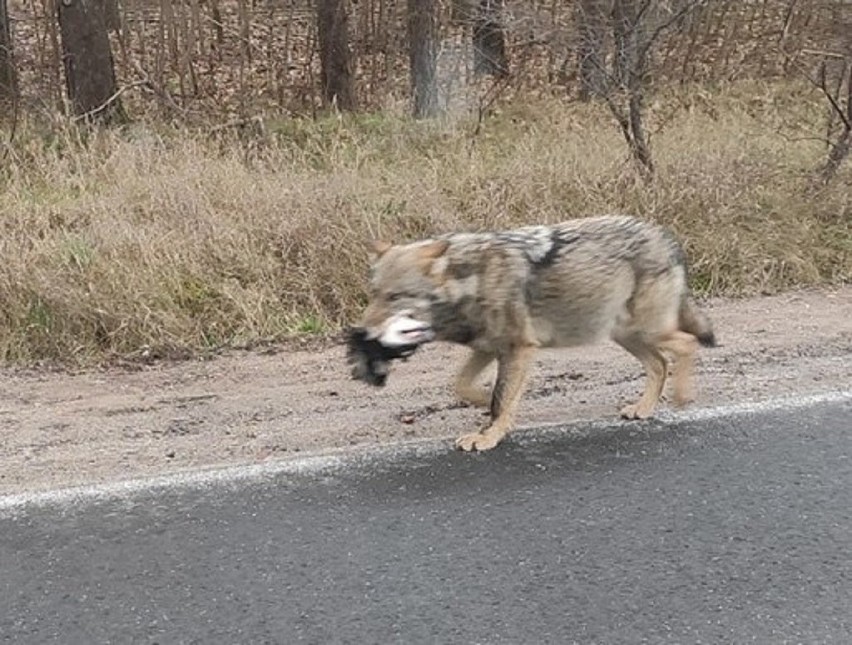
<box><xmin>317</xmin><ymin>0</ymin><xmax>357</xmax><ymax>111</ymax></box>
<box><xmin>575</xmin><ymin>0</ymin><xmax>608</xmax><ymax>101</ymax></box>
<box><xmin>780</xmin><ymin>8</ymin><xmax>852</xmax><ymax>187</ymax></box>
<box><xmin>473</xmin><ymin>0</ymin><xmax>508</xmax><ymax>78</ymax></box>
<box><xmin>407</xmin><ymin>0</ymin><xmax>440</xmax><ymax>118</ymax></box>
<box><xmin>810</xmin><ymin>58</ymin><xmax>851</xmax><ymax>185</ymax></box>
<box><xmin>811</xmin><ymin>8</ymin><xmax>852</xmax><ymax>185</ymax></box>
<box><xmin>592</xmin><ymin>0</ymin><xmax>706</xmax><ymax>175</ymax></box>
<box><xmin>609</xmin><ymin>0</ymin><xmax>653</xmax><ymax>173</ymax></box>
<box><xmin>0</xmin><ymin>0</ymin><xmax>16</xmax><ymax>104</ymax></box>
<box><xmin>57</xmin><ymin>0</ymin><xmax>125</xmax><ymax>123</ymax></box>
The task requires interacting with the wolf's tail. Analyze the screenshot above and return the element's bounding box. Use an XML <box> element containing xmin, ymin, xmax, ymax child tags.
<box><xmin>679</xmin><ymin>296</ymin><xmax>717</xmax><ymax>347</ymax></box>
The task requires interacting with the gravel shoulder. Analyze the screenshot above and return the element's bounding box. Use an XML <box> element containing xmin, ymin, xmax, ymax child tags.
<box><xmin>1</xmin><ymin>287</ymin><xmax>850</xmax><ymax>496</ymax></box>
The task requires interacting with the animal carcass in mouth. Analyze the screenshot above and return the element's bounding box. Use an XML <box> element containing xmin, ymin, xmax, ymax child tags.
<box><xmin>346</xmin><ymin>327</ymin><xmax>420</xmax><ymax>387</ymax></box>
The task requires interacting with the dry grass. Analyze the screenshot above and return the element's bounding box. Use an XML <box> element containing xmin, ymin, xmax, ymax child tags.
<box><xmin>0</xmin><ymin>80</ymin><xmax>849</xmax><ymax>366</ymax></box>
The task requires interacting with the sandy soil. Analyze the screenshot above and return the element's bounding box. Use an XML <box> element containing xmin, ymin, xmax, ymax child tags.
<box><xmin>1</xmin><ymin>287</ymin><xmax>851</xmax><ymax>496</ymax></box>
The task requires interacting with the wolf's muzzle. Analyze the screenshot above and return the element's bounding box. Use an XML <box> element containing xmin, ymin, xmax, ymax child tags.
<box><xmin>377</xmin><ymin>314</ymin><xmax>435</xmax><ymax>347</ymax></box>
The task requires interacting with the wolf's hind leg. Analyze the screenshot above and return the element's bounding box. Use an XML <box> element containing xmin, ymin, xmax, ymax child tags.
<box><xmin>455</xmin><ymin>350</ymin><xmax>495</xmax><ymax>408</ymax></box>
<box><xmin>613</xmin><ymin>333</ymin><xmax>668</xmax><ymax>419</ymax></box>
<box><xmin>656</xmin><ymin>330</ymin><xmax>699</xmax><ymax>406</ymax></box>
<box><xmin>456</xmin><ymin>345</ymin><xmax>535</xmax><ymax>451</ymax></box>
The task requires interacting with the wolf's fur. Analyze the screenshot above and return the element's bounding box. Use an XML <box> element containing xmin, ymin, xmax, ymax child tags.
<box><xmin>357</xmin><ymin>215</ymin><xmax>716</xmax><ymax>452</ymax></box>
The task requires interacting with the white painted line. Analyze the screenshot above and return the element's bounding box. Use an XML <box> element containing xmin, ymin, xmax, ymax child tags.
<box><xmin>519</xmin><ymin>388</ymin><xmax>852</xmax><ymax>440</ymax></box>
<box><xmin>1</xmin><ymin>389</ymin><xmax>850</xmax><ymax>514</ymax></box>
<box><xmin>659</xmin><ymin>389</ymin><xmax>852</xmax><ymax>423</ymax></box>
<box><xmin>0</xmin><ymin>439</ymin><xmax>447</xmax><ymax>516</ymax></box>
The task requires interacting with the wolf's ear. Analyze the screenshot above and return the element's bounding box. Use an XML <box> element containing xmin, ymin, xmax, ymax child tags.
<box><xmin>370</xmin><ymin>240</ymin><xmax>393</xmax><ymax>260</ymax></box>
<box><xmin>417</xmin><ymin>240</ymin><xmax>449</xmax><ymax>261</ymax></box>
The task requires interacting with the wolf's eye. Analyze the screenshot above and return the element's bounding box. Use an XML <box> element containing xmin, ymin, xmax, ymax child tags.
<box><xmin>387</xmin><ymin>292</ymin><xmax>403</xmax><ymax>302</ymax></box>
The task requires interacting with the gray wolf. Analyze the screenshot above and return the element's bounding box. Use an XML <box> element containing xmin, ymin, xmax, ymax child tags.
<box><xmin>350</xmin><ymin>215</ymin><xmax>716</xmax><ymax>452</ymax></box>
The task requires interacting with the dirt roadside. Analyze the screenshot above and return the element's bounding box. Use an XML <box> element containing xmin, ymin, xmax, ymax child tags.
<box><xmin>1</xmin><ymin>287</ymin><xmax>850</xmax><ymax>496</ymax></box>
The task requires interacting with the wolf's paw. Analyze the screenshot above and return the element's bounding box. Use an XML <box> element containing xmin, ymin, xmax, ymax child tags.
<box><xmin>672</xmin><ymin>391</ymin><xmax>694</xmax><ymax>408</ymax></box>
<box><xmin>455</xmin><ymin>432</ymin><xmax>501</xmax><ymax>452</ymax></box>
<box><xmin>619</xmin><ymin>402</ymin><xmax>655</xmax><ymax>420</ymax></box>
<box><xmin>672</xmin><ymin>382</ymin><xmax>695</xmax><ymax>408</ymax></box>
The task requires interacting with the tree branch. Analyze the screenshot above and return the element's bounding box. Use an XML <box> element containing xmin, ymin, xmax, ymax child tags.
<box><xmin>70</xmin><ymin>81</ymin><xmax>146</xmax><ymax>123</ymax></box>
<box><xmin>638</xmin><ymin>0</ymin><xmax>708</xmax><ymax>62</ymax></box>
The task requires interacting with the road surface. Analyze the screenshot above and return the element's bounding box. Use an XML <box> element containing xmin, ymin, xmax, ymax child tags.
<box><xmin>2</xmin><ymin>393</ymin><xmax>851</xmax><ymax>644</ymax></box>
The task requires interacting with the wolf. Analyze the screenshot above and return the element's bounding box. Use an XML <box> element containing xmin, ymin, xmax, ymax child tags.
<box><xmin>351</xmin><ymin>215</ymin><xmax>716</xmax><ymax>452</ymax></box>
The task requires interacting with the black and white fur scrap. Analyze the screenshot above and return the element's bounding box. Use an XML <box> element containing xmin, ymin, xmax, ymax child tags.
<box><xmin>346</xmin><ymin>327</ymin><xmax>420</xmax><ymax>387</ymax></box>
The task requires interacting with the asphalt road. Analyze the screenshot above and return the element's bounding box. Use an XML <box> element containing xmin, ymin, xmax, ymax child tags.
<box><xmin>2</xmin><ymin>395</ymin><xmax>852</xmax><ymax>644</ymax></box>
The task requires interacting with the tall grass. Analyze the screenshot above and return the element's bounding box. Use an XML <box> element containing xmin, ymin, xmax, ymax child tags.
<box><xmin>0</xmin><ymin>81</ymin><xmax>849</xmax><ymax>365</ymax></box>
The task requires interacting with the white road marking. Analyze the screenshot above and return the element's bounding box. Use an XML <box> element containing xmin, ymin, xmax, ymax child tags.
<box><xmin>2</xmin><ymin>389</ymin><xmax>850</xmax><ymax>514</ymax></box>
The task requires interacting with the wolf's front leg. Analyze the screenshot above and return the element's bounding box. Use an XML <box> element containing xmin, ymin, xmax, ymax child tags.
<box><xmin>455</xmin><ymin>345</ymin><xmax>535</xmax><ymax>452</ymax></box>
<box><xmin>455</xmin><ymin>349</ymin><xmax>495</xmax><ymax>408</ymax></box>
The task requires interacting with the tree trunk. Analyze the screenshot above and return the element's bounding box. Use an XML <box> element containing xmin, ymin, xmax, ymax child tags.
<box><xmin>316</xmin><ymin>0</ymin><xmax>357</xmax><ymax>111</ymax></box>
<box><xmin>819</xmin><ymin>127</ymin><xmax>851</xmax><ymax>184</ymax></box>
<box><xmin>627</xmin><ymin>83</ymin><xmax>653</xmax><ymax>174</ymax></box>
<box><xmin>102</xmin><ymin>0</ymin><xmax>121</xmax><ymax>32</ymax></box>
<box><xmin>57</xmin><ymin>0</ymin><xmax>125</xmax><ymax>123</ymax></box>
<box><xmin>473</xmin><ymin>0</ymin><xmax>508</xmax><ymax>78</ymax></box>
<box><xmin>575</xmin><ymin>0</ymin><xmax>606</xmax><ymax>100</ymax></box>
<box><xmin>407</xmin><ymin>0</ymin><xmax>440</xmax><ymax>119</ymax></box>
<box><xmin>608</xmin><ymin>0</ymin><xmax>654</xmax><ymax>175</ymax></box>
<box><xmin>0</xmin><ymin>0</ymin><xmax>16</xmax><ymax>104</ymax></box>
<box><xmin>815</xmin><ymin>61</ymin><xmax>852</xmax><ymax>185</ymax></box>
<box><xmin>611</xmin><ymin>0</ymin><xmax>638</xmax><ymax>89</ymax></box>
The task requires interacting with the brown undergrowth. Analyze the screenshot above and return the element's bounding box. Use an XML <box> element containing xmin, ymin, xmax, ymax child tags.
<box><xmin>0</xmin><ymin>81</ymin><xmax>849</xmax><ymax>365</ymax></box>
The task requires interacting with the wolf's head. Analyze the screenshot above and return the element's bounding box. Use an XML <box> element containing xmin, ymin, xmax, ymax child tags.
<box><xmin>360</xmin><ymin>238</ymin><xmax>449</xmax><ymax>347</ymax></box>
<box><xmin>347</xmin><ymin>238</ymin><xmax>449</xmax><ymax>385</ymax></box>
